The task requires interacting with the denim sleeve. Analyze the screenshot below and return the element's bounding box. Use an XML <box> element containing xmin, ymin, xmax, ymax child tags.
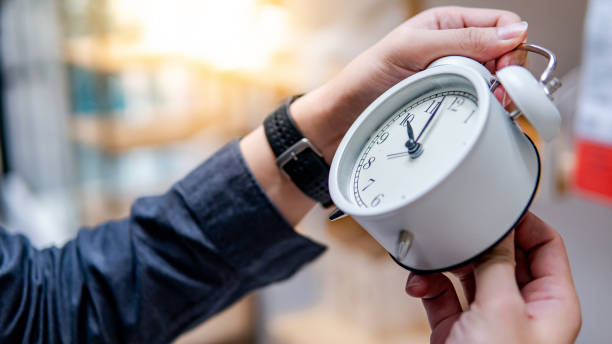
<box><xmin>0</xmin><ymin>140</ymin><xmax>326</xmax><ymax>344</ymax></box>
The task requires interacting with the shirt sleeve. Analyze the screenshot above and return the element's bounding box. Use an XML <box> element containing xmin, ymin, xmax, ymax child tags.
<box><xmin>0</xmin><ymin>140</ymin><xmax>326</xmax><ymax>344</ymax></box>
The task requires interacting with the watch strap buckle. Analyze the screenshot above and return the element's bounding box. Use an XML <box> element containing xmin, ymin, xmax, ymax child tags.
<box><xmin>275</xmin><ymin>138</ymin><xmax>323</xmax><ymax>171</ymax></box>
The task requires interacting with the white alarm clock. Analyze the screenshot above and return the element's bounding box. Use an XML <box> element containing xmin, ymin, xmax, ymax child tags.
<box><xmin>328</xmin><ymin>44</ymin><xmax>562</xmax><ymax>272</ymax></box>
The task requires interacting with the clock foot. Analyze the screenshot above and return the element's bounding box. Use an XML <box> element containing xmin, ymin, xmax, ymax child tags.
<box><xmin>396</xmin><ymin>230</ymin><xmax>413</xmax><ymax>260</ymax></box>
<box><xmin>328</xmin><ymin>208</ymin><xmax>347</xmax><ymax>221</ymax></box>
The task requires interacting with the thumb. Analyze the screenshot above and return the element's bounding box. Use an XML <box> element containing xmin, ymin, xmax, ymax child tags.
<box><xmin>473</xmin><ymin>231</ymin><xmax>522</xmax><ymax>304</ymax></box>
<box><xmin>404</xmin><ymin>22</ymin><xmax>528</xmax><ymax>69</ymax></box>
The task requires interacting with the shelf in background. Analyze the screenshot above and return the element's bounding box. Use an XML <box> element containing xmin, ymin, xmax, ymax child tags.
<box><xmin>69</xmin><ymin>112</ymin><xmax>244</xmax><ymax>154</ymax></box>
<box><xmin>64</xmin><ymin>36</ymin><xmax>300</xmax><ymax>92</ymax></box>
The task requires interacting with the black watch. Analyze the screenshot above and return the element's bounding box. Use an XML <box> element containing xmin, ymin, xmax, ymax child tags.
<box><xmin>263</xmin><ymin>96</ymin><xmax>333</xmax><ymax>207</ymax></box>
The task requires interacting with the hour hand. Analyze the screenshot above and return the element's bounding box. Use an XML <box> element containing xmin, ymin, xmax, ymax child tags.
<box><xmin>404</xmin><ymin>117</ymin><xmax>423</xmax><ymax>159</ymax></box>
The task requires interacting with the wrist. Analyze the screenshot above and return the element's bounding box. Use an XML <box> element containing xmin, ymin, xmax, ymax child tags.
<box><xmin>289</xmin><ymin>80</ymin><xmax>353</xmax><ymax>164</ymax></box>
<box><xmin>262</xmin><ymin>97</ymin><xmax>334</xmax><ymax>207</ymax></box>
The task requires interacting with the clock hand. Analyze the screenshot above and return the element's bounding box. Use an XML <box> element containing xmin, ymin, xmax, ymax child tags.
<box><xmin>415</xmin><ymin>96</ymin><xmax>446</xmax><ymax>143</ymax></box>
<box><xmin>387</xmin><ymin>151</ymin><xmax>409</xmax><ymax>159</ymax></box>
<box><xmin>393</xmin><ymin>97</ymin><xmax>446</xmax><ymax>160</ymax></box>
<box><xmin>404</xmin><ymin>117</ymin><xmax>423</xmax><ymax>159</ymax></box>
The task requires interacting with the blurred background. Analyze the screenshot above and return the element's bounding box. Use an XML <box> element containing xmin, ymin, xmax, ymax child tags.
<box><xmin>0</xmin><ymin>0</ymin><xmax>609</xmax><ymax>343</ymax></box>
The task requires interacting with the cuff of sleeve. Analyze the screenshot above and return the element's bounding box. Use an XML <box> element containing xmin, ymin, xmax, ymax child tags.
<box><xmin>175</xmin><ymin>139</ymin><xmax>326</xmax><ymax>280</ymax></box>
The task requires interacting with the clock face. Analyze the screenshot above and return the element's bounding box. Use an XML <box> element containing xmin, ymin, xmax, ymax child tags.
<box><xmin>349</xmin><ymin>86</ymin><xmax>480</xmax><ymax>209</ymax></box>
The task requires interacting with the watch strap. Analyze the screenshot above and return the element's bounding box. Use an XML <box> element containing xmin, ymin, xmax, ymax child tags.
<box><xmin>264</xmin><ymin>97</ymin><xmax>333</xmax><ymax>207</ymax></box>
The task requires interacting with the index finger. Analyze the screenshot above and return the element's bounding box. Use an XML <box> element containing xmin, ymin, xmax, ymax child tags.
<box><xmin>407</xmin><ymin>6</ymin><xmax>522</xmax><ymax>30</ymax></box>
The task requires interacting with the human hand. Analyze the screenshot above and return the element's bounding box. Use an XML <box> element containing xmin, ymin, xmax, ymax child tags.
<box><xmin>291</xmin><ymin>6</ymin><xmax>528</xmax><ymax>162</ymax></box>
<box><xmin>240</xmin><ymin>7</ymin><xmax>528</xmax><ymax>224</ymax></box>
<box><xmin>405</xmin><ymin>212</ymin><xmax>581</xmax><ymax>344</ymax></box>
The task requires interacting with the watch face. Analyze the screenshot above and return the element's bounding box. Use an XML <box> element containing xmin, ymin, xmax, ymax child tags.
<box><xmin>349</xmin><ymin>85</ymin><xmax>480</xmax><ymax>209</ymax></box>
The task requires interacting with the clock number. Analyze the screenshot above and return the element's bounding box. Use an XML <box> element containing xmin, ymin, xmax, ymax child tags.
<box><xmin>399</xmin><ymin>112</ymin><xmax>415</xmax><ymax>127</ymax></box>
<box><xmin>363</xmin><ymin>157</ymin><xmax>375</xmax><ymax>169</ymax></box>
<box><xmin>464</xmin><ymin>110</ymin><xmax>475</xmax><ymax>124</ymax></box>
<box><xmin>361</xmin><ymin>178</ymin><xmax>375</xmax><ymax>191</ymax></box>
<box><xmin>448</xmin><ymin>97</ymin><xmax>465</xmax><ymax>112</ymax></box>
<box><xmin>425</xmin><ymin>100</ymin><xmax>441</xmax><ymax>114</ymax></box>
<box><xmin>370</xmin><ymin>193</ymin><xmax>384</xmax><ymax>207</ymax></box>
<box><xmin>376</xmin><ymin>132</ymin><xmax>389</xmax><ymax>144</ymax></box>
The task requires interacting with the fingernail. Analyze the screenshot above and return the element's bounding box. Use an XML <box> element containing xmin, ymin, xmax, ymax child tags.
<box><xmin>497</xmin><ymin>21</ymin><xmax>528</xmax><ymax>40</ymax></box>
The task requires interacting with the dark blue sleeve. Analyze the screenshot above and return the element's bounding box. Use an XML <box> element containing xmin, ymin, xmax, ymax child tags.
<box><xmin>0</xmin><ymin>140</ymin><xmax>326</xmax><ymax>344</ymax></box>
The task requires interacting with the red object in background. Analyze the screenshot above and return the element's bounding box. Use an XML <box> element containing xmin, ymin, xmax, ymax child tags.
<box><xmin>574</xmin><ymin>138</ymin><xmax>612</xmax><ymax>202</ymax></box>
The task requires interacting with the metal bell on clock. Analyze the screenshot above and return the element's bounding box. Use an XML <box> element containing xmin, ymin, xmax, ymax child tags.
<box><xmin>496</xmin><ymin>44</ymin><xmax>562</xmax><ymax>141</ymax></box>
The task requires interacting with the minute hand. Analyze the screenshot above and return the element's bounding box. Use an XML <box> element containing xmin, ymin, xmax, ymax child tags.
<box><xmin>415</xmin><ymin>96</ymin><xmax>446</xmax><ymax>142</ymax></box>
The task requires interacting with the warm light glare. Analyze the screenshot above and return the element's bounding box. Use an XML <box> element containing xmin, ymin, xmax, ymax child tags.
<box><xmin>111</xmin><ymin>0</ymin><xmax>289</xmax><ymax>71</ymax></box>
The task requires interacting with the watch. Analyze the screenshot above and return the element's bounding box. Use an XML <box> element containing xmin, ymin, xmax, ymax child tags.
<box><xmin>263</xmin><ymin>96</ymin><xmax>333</xmax><ymax>207</ymax></box>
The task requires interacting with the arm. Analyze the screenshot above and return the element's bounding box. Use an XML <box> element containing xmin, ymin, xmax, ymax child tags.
<box><xmin>0</xmin><ymin>142</ymin><xmax>324</xmax><ymax>344</ymax></box>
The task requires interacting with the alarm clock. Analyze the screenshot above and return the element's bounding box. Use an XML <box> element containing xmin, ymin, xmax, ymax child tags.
<box><xmin>328</xmin><ymin>44</ymin><xmax>562</xmax><ymax>272</ymax></box>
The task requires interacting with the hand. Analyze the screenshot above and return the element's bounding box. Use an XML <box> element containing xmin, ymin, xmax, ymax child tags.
<box><xmin>405</xmin><ymin>212</ymin><xmax>581</xmax><ymax>344</ymax></box>
<box><xmin>241</xmin><ymin>6</ymin><xmax>528</xmax><ymax>225</ymax></box>
<box><xmin>291</xmin><ymin>6</ymin><xmax>528</xmax><ymax>163</ymax></box>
